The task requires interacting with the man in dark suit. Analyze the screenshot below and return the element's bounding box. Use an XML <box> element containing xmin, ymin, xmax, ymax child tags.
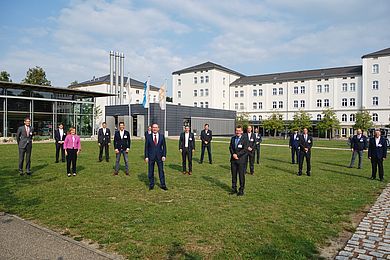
<box><xmin>229</xmin><ymin>125</ymin><xmax>249</xmax><ymax>196</ymax></box>
<box><xmin>54</xmin><ymin>123</ymin><xmax>66</xmax><ymax>163</ymax></box>
<box><xmin>289</xmin><ymin>129</ymin><xmax>300</xmax><ymax>164</ymax></box>
<box><xmin>145</xmin><ymin>125</ymin><xmax>152</xmax><ymax>137</ymax></box>
<box><xmin>254</xmin><ymin>128</ymin><xmax>262</xmax><ymax>164</ymax></box>
<box><xmin>98</xmin><ymin>122</ymin><xmax>111</xmax><ymax>162</ymax></box>
<box><xmin>179</xmin><ymin>126</ymin><xmax>195</xmax><ymax>175</ymax></box>
<box><xmin>244</xmin><ymin>125</ymin><xmax>256</xmax><ymax>175</ymax></box>
<box><xmin>16</xmin><ymin>117</ymin><xmax>33</xmax><ymax>176</ymax></box>
<box><xmin>144</xmin><ymin>123</ymin><xmax>168</xmax><ymax>190</ymax></box>
<box><xmin>368</xmin><ymin>129</ymin><xmax>387</xmax><ymax>181</ymax></box>
<box><xmin>200</xmin><ymin>124</ymin><xmax>212</xmax><ymax>164</ymax></box>
<box><xmin>348</xmin><ymin>129</ymin><xmax>368</xmax><ymax>169</ymax></box>
<box><xmin>113</xmin><ymin>122</ymin><xmax>131</xmax><ymax>176</ymax></box>
<box><xmin>298</xmin><ymin>128</ymin><xmax>313</xmax><ymax>176</ymax></box>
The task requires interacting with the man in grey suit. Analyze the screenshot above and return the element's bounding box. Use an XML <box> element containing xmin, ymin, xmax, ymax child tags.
<box><xmin>16</xmin><ymin>117</ymin><xmax>33</xmax><ymax>176</ymax></box>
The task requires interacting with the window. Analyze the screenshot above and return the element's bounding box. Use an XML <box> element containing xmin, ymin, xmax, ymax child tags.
<box><xmin>193</xmin><ymin>90</ymin><xmax>198</xmax><ymax>97</ymax></box>
<box><xmin>200</xmin><ymin>102</ymin><xmax>204</xmax><ymax>108</ymax></box>
<box><xmin>235</xmin><ymin>103</ymin><xmax>238</xmax><ymax>110</ymax></box>
<box><xmin>342</xmin><ymin>114</ymin><xmax>347</xmax><ymax>122</ymax></box>
<box><xmin>350</xmin><ymin>114</ymin><xmax>355</xmax><ymax>122</ymax></box>
<box><xmin>240</xmin><ymin>103</ymin><xmax>244</xmax><ymax>110</ymax></box>
<box><xmin>278</xmin><ymin>101</ymin><xmax>283</xmax><ymax>108</ymax></box>
<box><xmin>300</xmin><ymin>86</ymin><xmax>305</xmax><ymax>94</ymax></box>
<box><xmin>178</xmin><ymin>79</ymin><xmax>181</xmax><ymax>86</ymax></box>
<box><xmin>200</xmin><ymin>89</ymin><xmax>204</xmax><ymax>96</ymax></box>
<box><xmin>253</xmin><ymin>102</ymin><xmax>257</xmax><ymax>110</ymax></box>
<box><xmin>235</xmin><ymin>91</ymin><xmax>239</xmax><ymax>98</ymax></box>
<box><xmin>240</xmin><ymin>90</ymin><xmax>244</xmax><ymax>97</ymax></box>
<box><xmin>317</xmin><ymin>114</ymin><xmax>322</xmax><ymax>121</ymax></box>
<box><xmin>258</xmin><ymin>102</ymin><xmax>263</xmax><ymax>109</ymax></box>
<box><xmin>373</xmin><ymin>96</ymin><xmax>378</xmax><ymax>106</ymax></box>
<box><xmin>200</xmin><ymin>76</ymin><xmax>204</xmax><ymax>83</ymax></box>
<box><xmin>324</xmin><ymin>99</ymin><xmax>330</xmax><ymax>107</ymax></box>
<box><xmin>253</xmin><ymin>89</ymin><xmax>257</xmax><ymax>97</ymax></box>
<box><xmin>293</xmin><ymin>100</ymin><xmax>298</xmax><ymax>108</ymax></box>
<box><xmin>300</xmin><ymin>100</ymin><xmax>305</xmax><ymax>108</ymax></box>
<box><xmin>259</xmin><ymin>89</ymin><xmax>263</xmax><ymax>96</ymax></box>
<box><xmin>259</xmin><ymin>115</ymin><xmax>262</xmax><ymax>120</ymax></box>
<box><xmin>194</xmin><ymin>77</ymin><xmax>197</xmax><ymax>84</ymax></box>
<box><xmin>342</xmin><ymin>83</ymin><xmax>348</xmax><ymax>92</ymax></box>
<box><xmin>294</xmin><ymin>86</ymin><xmax>298</xmax><ymax>94</ymax></box>
<box><xmin>278</xmin><ymin>88</ymin><xmax>283</xmax><ymax>95</ymax></box>
<box><xmin>316</xmin><ymin>99</ymin><xmax>322</xmax><ymax>107</ymax></box>
<box><xmin>324</xmin><ymin>84</ymin><xmax>329</xmax><ymax>93</ymax></box>
<box><xmin>194</xmin><ymin>102</ymin><xmax>197</xmax><ymax>107</ymax></box>
<box><xmin>350</xmin><ymin>98</ymin><xmax>356</xmax><ymax>107</ymax></box>
<box><xmin>223</xmin><ymin>90</ymin><xmax>225</xmax><ymax>98</ymax></box>
<box><xmin>372</xmin><ymin>113</ymin><xmax>378</xmax><ymax>122</ymax></box>
<box><xmin>317</xmin><ymin>85</ymin><xmax>322</xmax><ymax>93</ymax></box>
<box><xmin>342</xmin><ymin>128</ymin><xmax>347</xmax><ymax>137</ymax></box>
<box><xmin>205</xmin><ymin>89</ymin><xmax>209</xmax><ymax>96</ymax></box>
<box><xmin>350</xmin><ymin>83</ymin><xmax>356</xmax><ymax>92</ymax></box>
<box><xmin>205</xmin><ymin>76</ymin><xmax>209</xmax><ymax>83</ymax></box>
<box><xmin>373</xmin><ymin>64</ymin><xmax>379</xmax><ymax>74</ymax></box>
<box><xmin>253</xmin><ymin>115</ymin><xmax>257</xmax><ymax>121</ymax></box>
<box><xmin>205</xmin><ymin>102</ymin><xmax>209</xmax><ymax>108</ymax></box>
<box><xmin>223</xmin><ymin>78</ymin><xmax>226</xmax><ymax>85</ymax></box>
<box><xmin>272</xmin><ymin>88</ymin><xmax>277</xmax><ymax>95</ymax></box>
<box><xmin>342</xmin><ymin>98</ymin><xmax>348</xmax><ymax>107</ymax></box>
<box><xmin>136</xmin><ymin>90</ymin><xmax>140</xmax><ymax>94</ymax></box>
<box><xmin>177</xmin><ymin>91</ymin><xmax>181</xmax><ymax>98</ymax></box>
<box><xmin>373</xmin><ymin>81</ymin><xmax>379</xmax><ymax>90</ymax></box>
<box><xmin>272</xmin><ymin>101</ymin><xmax>277</xmax><ymax>109</ymax></box>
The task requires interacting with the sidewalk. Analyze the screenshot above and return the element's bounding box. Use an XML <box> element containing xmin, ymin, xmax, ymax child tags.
<box><xmin>336</xmin><ymin>183</ymin><xmax>390</xmax><ymax>259</ymax></box>
<box><xmin>0</xmin><ymin>212</ymin><xmax>123</xmax><ymax>260</ymax></box>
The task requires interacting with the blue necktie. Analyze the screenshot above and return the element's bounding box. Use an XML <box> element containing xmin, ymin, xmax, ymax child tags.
<box><xmin>235</xmin><ymin>137</ymin><xmax>240</xmax><ymax>148</ymax></box>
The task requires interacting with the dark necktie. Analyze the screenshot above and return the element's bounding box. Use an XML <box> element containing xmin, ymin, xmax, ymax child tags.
<box><xmin>154</xmin><ymin>134</ymin><xmax>157</xmax><ymax>145</ymax></box>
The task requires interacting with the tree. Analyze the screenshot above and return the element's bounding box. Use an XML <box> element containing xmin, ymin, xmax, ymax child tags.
<box><xmin>290</xmin><ymin>110</ymin><xmax>312</xmax><ymax>131</ymax></box>
<box><xmin>0</xmin><ymin>71</ymin><xmax>11</xmax><ymax>82</ymax></box>
<box><xmin>69</xmin><ymin>80</ymin><xmax>78</xmax><ymax>86</ymax></box>
<box><xmin>22</xmin><ymin>66</ymin><xmax>51</xmax><ymax>86</ymax></box>
<box><xmin>354</xmin><ymin>110</ymin><xmax>374</xmax><ymax>132</ymax></box>
<box><xmin>263</xmin><ymin>112</ymin><xmax>284</xmax><ymax>137</ymax></box>
<box><xmin>236</xmin><ymin>113</ymin><xmax>250</xmax><ymax>130</ymax></box>
<box><xmin>317</xmin><ymin>108</ymin><xmax>340</xmax><ymax>139</ymax></box>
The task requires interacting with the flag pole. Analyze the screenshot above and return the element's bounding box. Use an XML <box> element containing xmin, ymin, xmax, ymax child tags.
<box><xmin>127</xmin><ymin>73</ymin><xmax>132</xmax><ymax>137</ymax></box>
<box><xmin>164</xmin><ymin>78</ymin><xmax>167</xmax><ymax>136</ymax></box>
<box><xmin>147</xmin><ymin>76</ymin><xmax>150</xmax><ymax>126</ymax></box>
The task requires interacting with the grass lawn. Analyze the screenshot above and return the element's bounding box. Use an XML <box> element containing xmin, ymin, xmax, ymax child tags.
<box><xmin>0</xmin><ymin>139</ymin><xmax>388</xmax><ymax>259</ymax></box>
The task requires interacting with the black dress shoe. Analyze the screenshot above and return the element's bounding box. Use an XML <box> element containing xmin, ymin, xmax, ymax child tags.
<box><xmin>380</xmin><ymin>178</ymin><xmax>384</xmax><ymax>182</ymax></box>
<box><xmin>149</xmin><ymin>186</ymin><xmax>154</xmax><ymax>190</ymax></box>
<box><xmin>98</xmin><ymin>160</ymin><xmax>102</xmax><ymax>162</ymax></box>
<box><xmin>229</xmin><ymin>189</ymin><xmax>237</xmax><ymax>195</ymax></box>
<box><xmin>347</xmin><ymin>166</ymin><xmax>353</xmax><ymax>168</ymax></box>
<box><xmin>161</xmin><ymin>186</ymin><xmax>168</xmax><ymax>191</ymax></box>
<box><xmin>26</xmin><ymin>172</ymin><xmax>31</xmax><ymax>176</ymax></box>
<box><xmin>237</xmin><ymin>191</ymin><xmax>244</xmax><ymax>196</ymax></box>
<box><xmin>209</xmin><ymin>162</ymin><xmax>212</xmax><ymax>164</ymax></box>
<box><xmin>297</xmin><ymin>172</ymin><xmax>302</xmax><ymax>176</ymax></box>
<box><xmin>55</xmin><ymin>161</ymin><xmax>59</xmax><ymax>163</ymax></box>
<box><xmin>19</xmin><ymin>172</ymin><xmax>24</xmax><ymax>176</ymax></box>
<box><xmin>307</xmin><ymin>172</ymin><xmax>311</xmax><ymax>176</ymax></box>
<box><xmin>370</xmin><ymin>177</ymin><xmax>376</xmax><ymax>180</ymax></box>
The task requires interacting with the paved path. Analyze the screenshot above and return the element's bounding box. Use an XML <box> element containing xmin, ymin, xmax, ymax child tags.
<box><xmin>0</xmin><ymin>213</ymin><xmax>123</xmax><ymax>260</ymax></box>
<box><xmin>336</xmin><ymin>183</ymin><xmax>390</xmax><ymax>260</ymax></box>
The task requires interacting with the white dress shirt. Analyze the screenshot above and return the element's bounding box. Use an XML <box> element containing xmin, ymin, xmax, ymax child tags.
<box><xmin>59</xmin><ymin>129</ymin><xmax>64</xmax><ymax>140</ymax></box>
<box><xmin>376</xmin><ymin>137</ymin><xmax>380</xmax><ymax>146</ymax></box>
<box><xmin>185</xmin><ymin>132</ymin><xmax>189</xmax><ymax>147</ymax></box>
<box><xmin>120</xmin><ymin>130</ymin><xmax>124</xmax><ymax>139</ymax></box>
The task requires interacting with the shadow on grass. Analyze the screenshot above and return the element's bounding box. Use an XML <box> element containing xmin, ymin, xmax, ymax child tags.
<box><xmin>219</xmin><ymin>164</ymin><xmax>230</xmax><ymax>171</ymax></box>
<box><xmin>167</xmin><ymin>241</ymin><xmax>201</xmax><ymax>260</ymax></box>
<box><xmin>318</xmin><ymin>161</ymin><xmax>349</xmax><ymax>168</ymax></box>
<box><xmin>265</xmin><ymin>164</ymin><xmax>295</xmax><ymax>175</ymax></box>
<box><xmin>30</xmin><ymin>163</ymin><xmax>49</xmax><ymax>173</ymax></box>
<box><xmin>266</xmin><ymin>157</ymin><xmax>290</xmax><ymax>164</ymax></box>
<box><xmin>137</xmin><ymin>172</ymin><xmax>157</xmax><ymax>187</ymax></box>
<box><xmin>202</xmin><ymin>176</ymin><xmax>231</xmax><ymax>192</ymax></box>
<box><xmin>167</xmin><ymin>163</ymin><xmax>182</xmax><ymax>173</ymax></box>
<box><xmin>319</xmin><ymin>168</ymin><xmax>370</xmax><ymax>180</ymax></box>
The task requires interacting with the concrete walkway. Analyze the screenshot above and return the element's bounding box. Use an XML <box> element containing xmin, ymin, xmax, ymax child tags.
<box><xmin>0</xmin><ymin>212</ymin><xmax>123</xmax><ymax>260</ymax></box>
<box><xmin>336</xmin><ymin>183</ymin><xmax>390</xmax><ymax>260</ymax></box>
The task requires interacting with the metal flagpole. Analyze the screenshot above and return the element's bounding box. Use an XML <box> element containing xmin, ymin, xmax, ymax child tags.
<box><xmin>127</xmin><ymin>73</ymin><xmax>132</xmax><ymax>137</ymax></box>
<box><xmin>164</xmin><ymin>79</ymin><xmax>167</xmax><ymax>136</ymax></box>
<box><xmin>147</xmin><ymin>76</ymin><xmax>150</xmax><ymax>126</ymax></box>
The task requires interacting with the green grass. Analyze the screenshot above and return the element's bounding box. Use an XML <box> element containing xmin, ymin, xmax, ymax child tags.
<box><xmin>0</xmin><ymin>139</ymin><xmax>388</xmax><ymax>259</ymax></box>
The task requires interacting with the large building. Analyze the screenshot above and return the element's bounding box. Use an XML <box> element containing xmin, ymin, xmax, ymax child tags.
<box><xmin>172</xmin><ymin>48</ymin><xmax>390</xmax><ymax>137</ymax></box>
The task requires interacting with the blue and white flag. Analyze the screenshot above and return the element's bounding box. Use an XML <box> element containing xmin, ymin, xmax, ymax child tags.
<box><xmin>142</xmin><ymin>79</ymin><xmax>149</xmax><ymax>108</ymax></box>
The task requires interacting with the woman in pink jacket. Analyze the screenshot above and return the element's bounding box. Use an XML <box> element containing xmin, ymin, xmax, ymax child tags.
<box><xmin>63</xmin><ymin>127</ymin><xmax>81</xmax><ymax>177</ymax></box>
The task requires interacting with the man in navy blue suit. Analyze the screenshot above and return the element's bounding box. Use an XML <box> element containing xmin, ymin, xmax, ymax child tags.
<box><xmin>54</xmin><ymin>123</ymin><xmax>67</xmax><ymax>163</ymax></box>
<box><xmin>368</xmin><ymin>129</ymin><xmax>387</xmax><ymax>181</ymax></box>
<box><xmin>144</xmin><ymin>123</ymin><xmax>168</xmax><ymax>190</ymax></box>
<box><xmin>113</xmin><ymin>122</ymin><xmax>131</xmax><ymax>176</ymax></box>
<box><xmin>289</xmin><ymin>129</ymin><xmax>300</xmax><ymax>164</ymax></box>
<box><xmin>298</xmin><ymin>128</ymin><xmax>313</xmax><ymax>176</ymax></box>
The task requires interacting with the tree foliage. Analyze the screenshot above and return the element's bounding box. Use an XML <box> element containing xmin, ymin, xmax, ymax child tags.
<box><xmin>290</xmin><ymin>110</ymin><xmax>312</xmax><ymax>131</ymax></box>
<box><xmin>354</xmin><ymin>110</ymin><xmax>374</xmax><ymax>132</ymax></box>
<box><xmin>69</xmin><ymin>80</ymin><xmax>78</xmax><ymax>86</ymax></box>
<box><xmin>236</xmin><ymin>113</ymin><xmax>250</xmax><ymax>130</ymax></box>
<box><xmin>22</xmin><ymin>66</ymin><xmax>51</xmax><ymax>86</ymax></box>
<box><xmin>317</xmin><ymin>108</ymin><xmax>340</xmax><ymax>139</ymax></box>
<box><xmin>0</xmin><ymin>71</ymin><xmax>12</xmax><ymax>82</ymax></box>
<box><xmin>263</xmin><ymin>112</ymin><xmax>284</xmax><ymax>137</ymax></box>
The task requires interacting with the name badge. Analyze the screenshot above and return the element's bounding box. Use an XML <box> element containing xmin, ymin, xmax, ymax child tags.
<box><xmin>238</xmin><ymin>144</ymin><xmax>243</xmax><ymax>148</ymax></box>
<box><xmin>360</xmin><ymin>139</ymin><xmax>363</xmax><ymax>142</ymax></box>
<box><xmin>106</xmin><ymin>133</ymin><xmax>109</xmax><ymax>135</ymax></box>
<box><xmin>189</xmin><ymin>138</ymin><xmax>192</xmax><ymax>141</ymax></box>
<box><xmin>250</xmin><ymin>139</ymin><xmax>254</xmax><ymax>142</ymax></box>
<box><xmin>207</xmin><ymin>133</ymin><xmax>209</xmax><ymax>135</ymax></box>
<box><xmin>308</xmin><ymin>140</ymin><xmax>311</xmax><ymax>143</ymax></box>
<box><xmin>378</xmin><ymin>144</ymin><xmax>382</xmax><ymax>147</ymax></box>
<box><xmin>124</xmin><ymin>135</ymin><xmax>127</xmax><ymax>139</ymax></box>
<box><xmin>30</xmin><ymin>132</ymin><xmax>33</xmax><ymax>135</ymax></box>
<box><xmin>296</xmin><ymin>138</ymin><xmax>299</xmax><ymax>140</ymax></box>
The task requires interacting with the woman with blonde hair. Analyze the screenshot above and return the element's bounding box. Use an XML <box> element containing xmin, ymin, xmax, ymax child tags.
<box><xmin>63</xmin><ymin>127</ymin><xmax>81</xmax><ymax>177</ymax></box>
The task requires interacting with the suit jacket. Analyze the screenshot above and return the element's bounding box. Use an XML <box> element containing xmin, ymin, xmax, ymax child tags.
<box><xmin>200</xmin><ymin>129</ymin><xmax>212</xmax><ymax>144</ymax></box>
<box><xmin>244</xmin><ymin>132</ymin><xmax>256</xmax><ymax>153</ymax></box>
<box><xmin>229</xmin><ymin>135</ymin><xmax>249</xmax><ymax>163</ymax></box>
<box><xmin>350</xmin><ymin>135</ymin><xmax>368</xmax><ymax>151</ymax></box>
<box><xmin>368</xmin><ymin>137</ymin><xmax>387</xmax><ymax>159</ymax></box>
<box><xmin>179</xmin><ymin>132</ymin><xmax>195</xmax><ymax>150</ymax></box>
<box><xmin>299</xmin><ymin>134</ymin><xmax>313</xmax><ymax>152</ymax></box>
<box><xmin>289</xmin><ymin>133</ymin><xmax>300</xmax><ymax>149</ymax></box>
<box><xmin>63</xmin><ymin>134</ymin><xmax>81</xmax><ymax>150</ymax></box>
<box><xmin>98</xmin><ymin>128</ymin><xmax>111</xmax><ymax>144</ymax></box>
<box><xmin>254</xmin><ymin>133</ymin><xmax>262</xmax><ymax>147</ymax></box>
<box><xmin>114</xmin><ymin>130</ymin><xmax>131</xmax><ymax>150</ymax></box>
<box><xmin>54</xmin><ymin>129</ymin><xmax>67</xmax><ymax>144</ymax></box>
<box><xmin>16</xmin><ymin>125</ymin><xmax>34</xmax><ymax>149</ymax></box>
<box><xmin>145</xmin><ymin>131</ymin><xmax>152</xmax><ymax>137</ymax></box>
<box><xmin>144</xmin><ymin>132</ymin><xmax>167</xmax><ymax>160</ymax></box>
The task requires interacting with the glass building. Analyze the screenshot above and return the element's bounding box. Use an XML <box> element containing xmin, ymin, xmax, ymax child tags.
<box><xmin>0</xmin><ymin>81</ymin><xmax>113</xmax><ymax>138</ymax></box>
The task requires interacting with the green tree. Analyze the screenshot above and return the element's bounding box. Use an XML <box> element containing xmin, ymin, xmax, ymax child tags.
<box><xmin>263</xmin><ymin>112</ymin><xmax>284</xmax><ymax>137</ymax></box>
<box><xmin>354</xmin><ymin>110</ymin><xmax>374</xmax><ymax>132</ymax></box>
<box><xmin>22</xmin><ymin>66</ymin><xmax>51</xmax><ymax>86</ymax></box>
<box><xmin>69</xmin><ymin>80</ymin><xmax>78</xmax><ymax>86</ymax></box>
<box><xmin>0</xmin><ymin>71</ymin><xmax>12</xmax><ymax>82</ymax></box>
<box><xmin>236</xmin><ymin>113</ymin><xmax>250</xmax><ymax>130</ymax></box>
<box><xmin>290</xmin><ymin>110</ymin><xmax>312</xmax><ymax>131</ymax></box>
<box><xmin>317</xmin><ymin>108</ymin><xmax>340</xmax><ymax>139</ymax></box>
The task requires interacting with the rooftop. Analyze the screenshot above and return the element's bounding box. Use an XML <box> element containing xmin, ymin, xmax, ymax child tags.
<box><xmin>172</xmin><ymin>61</ymin><xmax>245</xmax><ymax>77</ymax></box>
<box><xmin>362</xmin><ymin>47</ymin><xmax>390</xmax><ymax>59</ymax></box>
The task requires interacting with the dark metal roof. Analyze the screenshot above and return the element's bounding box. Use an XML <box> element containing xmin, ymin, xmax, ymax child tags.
<box><xmin>172</xmin><ymin>61</ymin><xmax>245</xmax><ymax>77</ymax></box>
<box><xmin>231</xmin><ymin>65</ymin><xmax>362</xmax><ymax>86</ymax></box>
<box><xmin>362</xmin><ymin>47</ymin><xmax>390</xmax><ymax>59</ymax></box>
<box><xmin>0</xmin><ymin>81</ymin><xmax>114</xmax><ymax>97</ymax></box>
<box><xmin>69</xmin><ymin>75</ymin><xmax>160</xmax><ymax>91</ymax></box>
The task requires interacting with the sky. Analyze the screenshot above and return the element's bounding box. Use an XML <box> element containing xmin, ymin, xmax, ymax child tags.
<box><xmin>1</xmin><ymin>0</ymin><xmax>390</xmax><ymax>95</ymax></box>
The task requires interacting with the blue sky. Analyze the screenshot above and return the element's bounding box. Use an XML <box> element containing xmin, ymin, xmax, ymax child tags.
<box><xmin>1</xmin><ymin>0</ymin><xmax>390</xmax><ymax>94</ymax></box>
